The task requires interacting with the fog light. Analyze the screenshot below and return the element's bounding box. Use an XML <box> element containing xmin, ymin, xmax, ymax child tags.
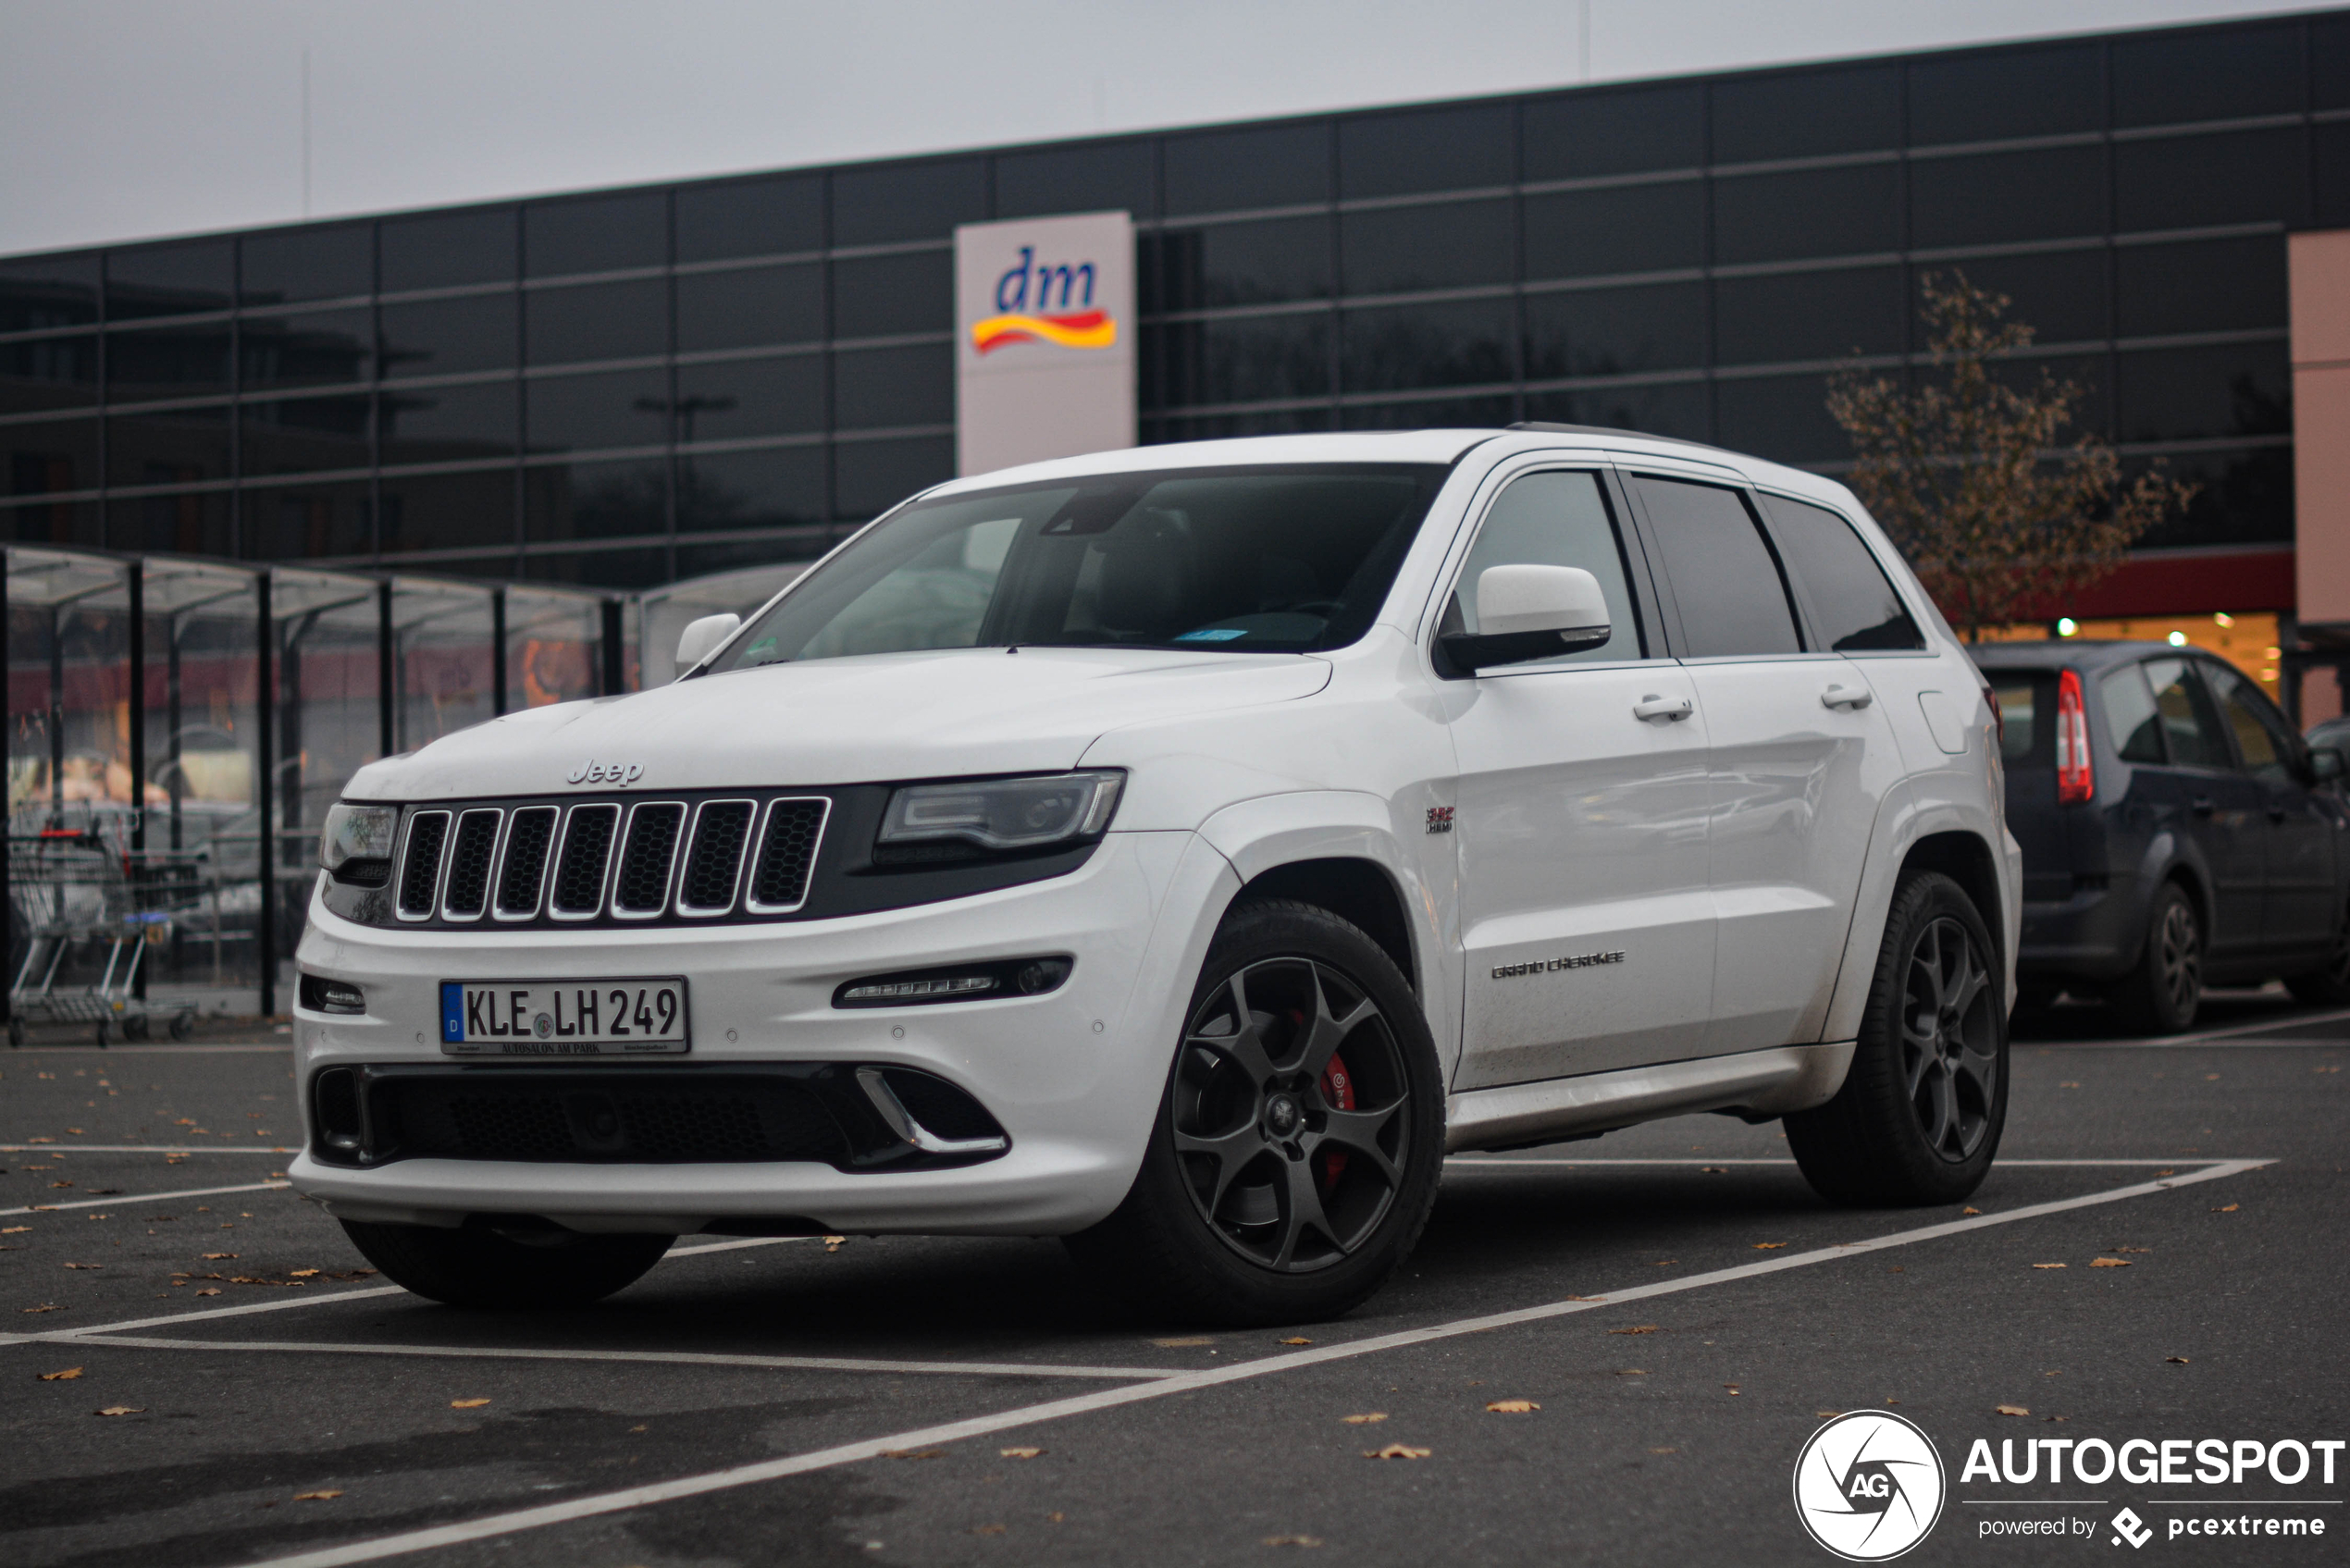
<box><xmin>832</xmin><ymin>956</ymin><xmax>1074</xmax><ymax>1008</ymax></box>
<box><xmin>298</xmin><ymin>973</ymin><xmax>365</xmax><ymax>1015</ymax></box>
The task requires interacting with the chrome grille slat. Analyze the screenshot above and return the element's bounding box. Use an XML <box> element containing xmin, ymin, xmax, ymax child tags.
<box><xmin>493</xmin><ymin>806</ymin><xmax>559</xmax><ymax>920</ymax></box>
<box><xmin>676</xmin><ymin>799</ymin><xmax>755</xmax><ymax>917</ymax></box>
<box><xmin>439</xmin><ymin>809</ymin><xmax>502</xmax><ymax>920</ymax></box>
<box><xmin>612</xmin><ymin>802</ymin><xmax>686</xmax><ymax>918</ymax></box>
<box><xmin>396</xmin><ymin>811</ymin><xmax>451</xmax><ymax>921</ymax></box>
<box><xmin>550</xmin><ymin>803</ymin><xmax>621</xmax><ymax>920</ymax></box>
<box><xmin>747</xmin><ymin>796</ymin><xmax>829</xmax><ymax>914</ymax></box>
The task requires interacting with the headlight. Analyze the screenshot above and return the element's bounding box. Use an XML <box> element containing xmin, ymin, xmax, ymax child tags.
<box><xmin>877</xmin><ymin>772</ymin><xmax>1123</xmax><ymax>855</ymax></box>
<box><xmin>319</xmin><ymin>802</ymin><xmax>400</xmax><ymax>877</ymax></box>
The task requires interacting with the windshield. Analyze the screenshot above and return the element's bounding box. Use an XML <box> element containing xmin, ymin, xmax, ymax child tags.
<box><xmin>717</xmin><ymin>463</ymin><xmax>1447</xmax><ymax>668</ymax></box>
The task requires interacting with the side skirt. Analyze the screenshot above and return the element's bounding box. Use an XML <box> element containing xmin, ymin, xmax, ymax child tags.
<box><xmin>1442</xmin><ymin>1042</ymin><xmax>1855</xmax><ymax>1154</ymax></box>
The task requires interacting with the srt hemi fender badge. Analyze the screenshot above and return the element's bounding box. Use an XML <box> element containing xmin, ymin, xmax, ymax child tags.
<box><xmin>568</xmin><ymin>760</ymin><xmax>645</xmax><ymax>786</ymax></box>
<box><xmin>1491</xmin><ymin>951</ymin><xmax>1625</xmax><ymax>980</ymax></box>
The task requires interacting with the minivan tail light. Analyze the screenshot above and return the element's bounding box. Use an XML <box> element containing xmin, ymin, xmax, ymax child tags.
<box><xmin>2056</xmin><ymin>669</ymin><xmax>2094</xmax><ymax>804</ymax></box>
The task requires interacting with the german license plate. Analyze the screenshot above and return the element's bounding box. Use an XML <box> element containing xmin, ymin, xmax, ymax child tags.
<box><xmin>439</xmin><ymin>978</ymin><xmax>689</xmax><ymax>1056</ymax></box>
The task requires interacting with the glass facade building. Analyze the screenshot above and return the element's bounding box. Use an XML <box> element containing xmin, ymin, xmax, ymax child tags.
<box><xmin>2</xmin><ymin>10</ymin><xmax>2342</xmax><ymax>596</ymax></box>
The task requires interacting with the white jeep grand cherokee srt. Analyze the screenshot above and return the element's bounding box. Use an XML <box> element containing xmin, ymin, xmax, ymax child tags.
<box><xmin>293</xmin><ymin>426</ymin><xmax>2018</xmax><ymax>1325</ymax></box>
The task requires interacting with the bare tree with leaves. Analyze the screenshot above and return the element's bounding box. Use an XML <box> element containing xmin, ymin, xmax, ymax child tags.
<box><xmin>1827</xmin><ymin>272</ymin><xmax>2195</xmax><ymax>638</ymax></box>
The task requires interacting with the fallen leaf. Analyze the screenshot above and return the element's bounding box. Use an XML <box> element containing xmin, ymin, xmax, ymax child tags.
<box><xmin>1724</xmin><ymin>1385</ymin><xmax>1741</xmax><ymax>1395</ymax></box>
<box><xmin>1615</xmin><ymin>1368</ymin><xmax>1648</xmax><ymax>1377</ymax></box>
<box><xmin>61</xmin><ymin>1263</ymin><xmax>100</xmax><ymax>1270</ymax></box>
<box><xmin>1815</xmin><ymin>1409</ymin><xmax>1841</xmax><ymax>1418</ymax></box>
<box><xmin>1364</xmin><ymin>1443</ymin><xmax>1430</xmax><ymax>1460</ymax></box>
<box><xmin>65</xmin><ymin>1128</ymin><xmax>84</xmax><ymax>1135</ymax></box>
<box><xmin>39</xmin><ymin>1367</ymin><xmax>84</xmax><ymax>1380</ymax></box>
<box><xmin>450</xmin><ymin>1398</ymin><xmax>490</xmax><ymax>1409</ymax></box>
<box><xmin>998</xmin><ymin>1447</ymin><xmax>1044</xmax><ymax>1459</ymax></box>
<box><xmin>1608</xmin><ymin>1326</ymin><xmax>1660</xmax><ymax>1335</ymax></box>
<box><xmin>971</xmin><ymin>1525</ymin><xmax>1006</xmax><ymax>1536</ymax></box>
<box><xmin>1996</xmin><ymin>1404</ymin><xmax>2030</xmax><ymax>1416</ymax></box>
<box><xmin>2204</xmin><ymin>1073</ymin><xmax>2220</xmax><ymax>1081</ymax></box>
<box><xmin>1341</xmin><ymin>1413</ymin><xmax>1388</xmax><ymax>1425</ymax></box>
<box><xmin>2059</xmin><ymin>1081</ymin><xmax>2081</xmax><ymax>1089</ymax></box>
<box><xmin>1485</xmin><ymin>1400</ymin><xmax>1539</xmax><ymax>1413</ymax></box>
<box><xmin>49</xmin><ymin>1181</ymin><xmax>73</xmax><ymax>1189</ymax></box>
<box><xmin>2</xmin><ymin>1226</ymin><xmax>29</xmax><ymax>1234</ymax></box>
<box><xmin>87</xmin><ymin>1188</ymin><xmax>120</xmax><ymax>1196</ymax></box>
<box><xmin>195</xmin><ymin>1288</ymin><xmax>220</xmax><ymax>1296</ymax></box>
<box><xmin>1962</xmin><ymin>1206</ymin><xmax>1982</xmax><ymax>1216</ymax></box>
<box><xmin>288</xmin><ymin>1269</ymin><xmax>319</xmax><ymax>1278</ymax></box>
<box><xmin>629</xmin><ymin>1425</ymin><xmax>648</xmax><ymax>1433</ymax></box>
<box><xmin>1752</xmin><ymin>1242</ymin><xmax>1787</xmax><ymax>1251</ymax></box>
<box><xmin>2031</xmin><ymin>1263</ymin><xmax>2067</xmax><ymax>1269</ymax></box>
<box><xmin>1278</xmin><ymin>1337</ymin><xmax>1313</xmax><ymax>1345</ymax></box>
<box><xmin>2089</xmin><ymin>1257</ymin><xmax>2132</xmax><ymax>1267</ymax></box>
<box><xmin>883</xmin><ymin>1449</ymin><xmax>946</xmax><ymax>1460</ymax></box>
<box><xmin>1651</xmin><ymin>1259</ymin><xmax>1678</xmax><ymax>1267</ymax></box>
<box><xmin>2167</xmin><ymin>1356</ymin><xmax>2190</xmax><ymax>1364</ymax></box>
<box><xmin>1151</xmin><ymin>1337</ymin><xmax>1213</xmax><ymax>1348</ymax></box>
<box><xmin>1263</xmin><ymin>1535</ymin><xmax>1324</xmax><ymax>1547</ymax></box>
<box><xmin>202</xmin><ymin>1253</ymin><xmax>236</xmax><ymax>1260</ymax></box>
<box><xmin>292</xmin><ymin>1490</ymin><xmax>342</xmax><ymax>1501</ymax></box>
<box><xmin>2156</xmin><ymin>1169</ymin><xmax>2175</xmax><ymax>1177</ymax></box>
<box><xmin>95</xmin><ymin>1406</ymin><xmax>144</xmax><ymax>1416</ymax></box>
<box><xmin>822</xmin><ymin>1235</ymin><xmax>846</xmax><ymax>1252</ymax></box>
<box><xmin>1649</xmin><ymin>1446</ymin><xmax>1677</xmax><ymax>1454</ymax></box>
<box><xmin>1046</xmin><ymin>1512</ymin><xmax>1065</xmax><ymax>1524</ymax></box>
<box><xmin>2212</xmin><ymin>1204</ymin><xmax>2239</xmax><ymax>1213</ymax></box>
<box><xmin>1700</xmin><ymin>1166</ymin><xmax>1727</xmax><ymax>1173</ymax></box>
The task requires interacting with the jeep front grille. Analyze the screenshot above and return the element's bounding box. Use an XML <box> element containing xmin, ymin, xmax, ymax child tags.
<box><xmin>388</xmin><ymin>794</ymin><xmax>830</xmax><ymax>929</ymax></box>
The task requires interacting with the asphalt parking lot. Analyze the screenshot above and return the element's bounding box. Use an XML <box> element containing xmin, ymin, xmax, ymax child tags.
<box><xmin>3</xmin><ymin>994</ymin><xmax>2344</xmax><ymax>1568</ymax></box>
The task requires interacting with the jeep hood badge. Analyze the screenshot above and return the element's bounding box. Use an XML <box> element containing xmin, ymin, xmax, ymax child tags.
<box><xmin>569</xmin><ymin>760</ymin><xmax>645</xmax><ymax>786</ymax></box>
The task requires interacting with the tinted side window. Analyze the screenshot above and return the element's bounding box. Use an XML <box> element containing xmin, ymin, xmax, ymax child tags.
<box><xmin>2143</xmin><ymin>657</ymin><xmax>2228</xmax><ymax>767</ymax></box>
<box><xmin>1628</xmin><ymin>475</ymin><xmax>1800</xmax><ymax>659</ymax></box>
<box><xmin>1447</xmin><ymin>471</ymin><xmax>1643</xmax><ymax>667</ymax></box>
<box><xmin>1994</xmin><ymin>675</ymin><xmax>2049</xmax><ymax>766</ymax></box>
<box><xmin>1757</xmin><ymin>494</ymin><xmax>1924</xmax><ymax>652</ymax></box>
<box><xmin>2206</xmin><ymin>663</ymin><xmax>2298</xmax><ymax>785</ymax></box>
<box><xmin>2100</xmin><ymin>663</ymin><xmax>2165</xmax><ymax>763</ymax></box>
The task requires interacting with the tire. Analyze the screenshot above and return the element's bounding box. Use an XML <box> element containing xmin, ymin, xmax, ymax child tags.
<box><xmin>1064</xmin><ymin>898</ymin><xmax>1444</xmax><ymax>1327</ymax></box>
<box><xmin>2108</xmin><ymin>881</ymin><xmax>2203</xmax><ymax>1035</ymax></box>
<box><xmin>2284</xmin><ymin>900</ymin><xmax>2350</xmax><ymax>1005</ymax></box>
<box><xmin>168</xmin><ymin>1010</ymin><xmax>195</xmax><ymax>1042</ymax></box>
<box><xmin>339</xmin><ymin>1219</ymin><xmax>674</xmax><ymax>1308</ymax></box>
<box><xmin>123</xmin><ymin>1014</ymin><xmax>150</xmax><ymax>1043</ymax></box>
<box><xmin>1787</xmin><ymin>870</ymin><xmax>2009</xmax><ymax>1206</ymax></box>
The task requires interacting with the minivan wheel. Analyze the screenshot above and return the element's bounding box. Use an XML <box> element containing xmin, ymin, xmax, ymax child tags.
<box><xmin>1786</xmin><ymin>870</ymin><xmax>2008</xmax><ymax>1206</ymax></box>
<box><xmin>339</xmin><ymin>1219</ymin><xmax>673</xmax><ymax>1308</ymax></box>
<box><xmin>1064</xmin><ymin>898</ymin><xmax>1443</xmax><ymax>1327</ymax></box>
<box><xmin>2109</xmin><ymin>881</ymin><xmax>2203</xmax><ymax>1035</ymax></box>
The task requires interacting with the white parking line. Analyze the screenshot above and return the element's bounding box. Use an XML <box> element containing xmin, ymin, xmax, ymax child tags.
<box><xmin>2041</xmin><ymin>1036</ymin><xmax>2350</xmax><ymax>1051</ymax></box>
<box><xmin>36</xmin><ymin>1334</ymin><xmax>1189</xmax><ymax>1382</ymax></box>
<box><xmin>1445</xmin><ymin>1157</ymin><xmax>2226</xmax><ymax>1167</ymax></box>
<box><xmin>2</xmin><ymin>1179</ymin><xmax>290</xmax><ymax>1216</ymax></box>
<box><xmin>2027</xmin><ymin>1006</ymin><xmax>2350</xmax><ymax>1048</ymax></box>
<box><xmin>2</xmin><ymin>1144</ymin><xmax>291</xmax><ymax>1154</ymax></box>
<box><xmin>4</xmin><ymin>1043</ymin><xmax>288</xmax><ymax>1054</ymax></box>
<box><xmin>237</xmin><ymin>1158</ymin><xmax>2271</xmax><ymax>1568</ymax></box>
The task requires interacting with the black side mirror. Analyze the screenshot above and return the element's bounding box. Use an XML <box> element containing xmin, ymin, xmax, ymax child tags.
<box><xmin>2312</xmin><ymin>746</ymin><xmax>2345</xmax><ymax>783</ymax></box>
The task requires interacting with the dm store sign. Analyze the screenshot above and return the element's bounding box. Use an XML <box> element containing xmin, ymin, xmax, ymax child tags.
<box><xmin>954</xmin><ymin>211</ymin><xmax>1134</xmax><ymax>476</ymax></box>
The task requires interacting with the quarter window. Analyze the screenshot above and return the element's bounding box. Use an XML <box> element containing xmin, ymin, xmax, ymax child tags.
<box><xmin>2100</xmin><ymin>662</ymin><xmax>2165</xmax><ymax>763</ymax></box>
<box><xmin>2141</xmin><ymin>657</ymin><xmax>2229</xmax><ymax>768</ymax></box>
<box><xmin>1757</xmin><ymin>494</ymin><xmax>1925</xmax><ymax>652</ymax></box>
<box><xmin>1444</xmin><ymin>471</ymin><xmax>1643</xmax><ymax>667</ymax></box>
<box><xmin>1628</xmin><ymin>475</ymin><xmax>1801</xmax><ymax>658</ymax></box>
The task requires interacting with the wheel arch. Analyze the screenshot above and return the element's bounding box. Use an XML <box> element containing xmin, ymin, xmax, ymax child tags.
<box><xmin>1900</xmin><ymin>830</ymin><xmax>2008</xmax><ymax>977</ymax></box>
<box><xmin>1233</xmin><ymin>857</ymin><xmax>1419</xmax><ymax>994</ymax></box>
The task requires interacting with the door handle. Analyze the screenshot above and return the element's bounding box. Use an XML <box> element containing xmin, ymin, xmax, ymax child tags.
<box><xmin>1634</xmin><ymin>694</ymin><xmax>1694</xmax><ymax>722</ymax></box>
<box><xmin>2192</xmin><ymin>796</ymin><xmax>2216</xmax><ymax>817</ymax></box>
<box><xmin>1821</xmin><ymin>684</ymin><xmax>1874</xmax><ymax>710</ymax></box>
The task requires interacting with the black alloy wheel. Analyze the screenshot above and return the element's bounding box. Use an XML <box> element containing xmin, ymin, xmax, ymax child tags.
<box><xmin>1787</xmin><ymin>870</ymin><xmax>2009</xmax><ymax>1206</ymax></box>
<box><xmin>1898</xmin><ymin>916</ymin><xmax>2000</xmax><ymax>1163</ymax></box>
<box><xmin>2110</xmin><ymin>882</ymin><xmax>2203</xmax><ymax>1035</ymax></box>
<box><xmin>1065</xmin><ymin>898</ymin><xmax>1442</xmax><ymax>1326</ymax></box>
<box><xmin>1170</xmin><ymin>956</ymin><xmax>1410</xmax><ymax>1273</ymax></box>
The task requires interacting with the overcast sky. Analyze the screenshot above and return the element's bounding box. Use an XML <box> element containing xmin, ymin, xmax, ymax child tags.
<box><xmin>2</xmin><ymin>0</ymin><xmax>2339</xmax><ymax>258</ymax></box>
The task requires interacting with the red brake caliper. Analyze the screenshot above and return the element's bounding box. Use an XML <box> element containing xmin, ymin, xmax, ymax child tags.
<box><xmin>1318</xmin><ymin>1051</ymin><xmax>1354</xmax><ymax>1191</ymax></box>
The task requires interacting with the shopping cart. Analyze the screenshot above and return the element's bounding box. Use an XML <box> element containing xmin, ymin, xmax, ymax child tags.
<box><xmin>7</xmin><ymin>828</ymin><xmax>200</xmax><ymax>1046</ymax></box>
